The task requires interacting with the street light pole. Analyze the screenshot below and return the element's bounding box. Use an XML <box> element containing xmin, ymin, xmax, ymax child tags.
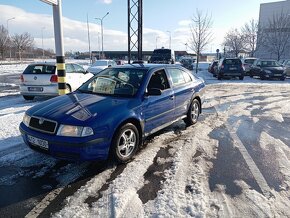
<box><xmin>95</xmin><ymin>12</ymin><xmax>109</xmax><ymax>59</ymax></box>
<box><xmin>86</xmin><ymin>13</ymin><xmax>91</xmax><ymax>64</ymax></box>
<box><xmin>166</xmin><ymin>31</ymin><xmax>171</xmax><ymax>49</ymax></box>
<box><xmin>41</xmin><ymin>27</ymin><xmax>45</xmax><ymax>60</ymax></box>
<box><xmin>6</xmin><ymin>17</ymin><xmax>15</xmax><ymax>61</ymax></box>
<box><xmin>156</xmin><ymin>36</ymin><xmax>159</xmax><ymax>49</ymax></box>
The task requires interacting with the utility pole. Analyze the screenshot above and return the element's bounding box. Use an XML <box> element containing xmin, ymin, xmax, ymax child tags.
<box><xmin>95</xmin><ymin>12</ymin><xmax>109</xmax><ymax>59</ymax></box>
<box><xmin>40</xmin><ymin>0</ymin><xmax>67</xmax><ymax>95</ymax></box>
<box><xmin>128</xmin><ymin>0</ymin><xmax>143</xmax><ymax>63</ymax></box>
<box><xmin>6</xmin><ymin>17</ymin><xmax>15</xmax><ymax>61</ymax></box>
<box><xmin>167</xmin><ymin>31</ymin><xmax>171</xmax><ymax>49</ymax></box>
<box><xmin>41</xmin><ymin>27</ymin><xmax>45</xmax><ymax>60</ymax></box>
<box><xmin>86</xmin><ymin>13</ymin><xmax>91</xmax><ymax>64</ymax></box>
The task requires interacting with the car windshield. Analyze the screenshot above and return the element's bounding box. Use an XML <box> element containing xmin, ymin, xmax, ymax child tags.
<box><xmin>78</xmin><ymin>68</ymin><xmax>147</xmax><ymax>97</ymax></box>
<box><xmin>92</xmin><ymin>61</ymin><xmax>108</xmax><ymax>67</ymax></box>
<box><xmin>261</xmin><ymin>61</ymin><xmax>280</xmax><ymax>67</ymax></box>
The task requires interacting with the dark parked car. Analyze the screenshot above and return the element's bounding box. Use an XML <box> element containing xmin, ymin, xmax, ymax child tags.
<box><xmin>215</xmin><ymin>58</ymin><xmax>244</xmax><ymax>80</ymax></box>
<box><xmin>180</xmin><ymin>57</ymin><xmax>194</xmax><ymax>70</ymax></box>
<box><xmin>19</xmin><ymin>64</ymin><xmax>205</xmax><ymax>163</ymax></box>
<box><xmin>148</xmin><ymin>48</ymin><xmax>175</xmax><ymax>64</ymax></box>
<box><xmin>208</xmin><ymin>60</ymin><xmax>218</xmax><ymax>74</ymax></box>
<box><xmin>249</xmin><ymin>59</ymin><xmax>286</xmax><ymax>80</ymax></box>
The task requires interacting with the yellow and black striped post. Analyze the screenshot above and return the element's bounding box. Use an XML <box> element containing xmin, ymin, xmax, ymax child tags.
<box><xmin>56</xmin><ymin>56</ymin><xmax>66</xmax><ymax>95</ymax></box>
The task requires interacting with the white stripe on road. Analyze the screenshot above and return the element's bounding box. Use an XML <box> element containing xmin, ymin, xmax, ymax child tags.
<box><xmin>225</xmin><ymin>122</ymin><xmax>273</xmax><ymax>198</ymax></box>
<box><xmin>214</xmin><ymin>106</ymin><xmax>273</xmax><ymax>199</ymax></box>
<box><xmin>25</xmin><ymin>187</ymin><xmax>63</xmax><ymax>218</ymax></box>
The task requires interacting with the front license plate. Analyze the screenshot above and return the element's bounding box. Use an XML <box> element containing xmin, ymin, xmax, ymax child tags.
<box><xmin>28</xmin><ymin>87</ymin><xmax>43</xmax><ymax>92</ymax></box>
<box><xmin>27</xmin><ymin>135</ymin><xmax>48</xmax><ymax>150</ymax></box>
<box><xmin>274</xmin><ymin>74</ymin><xmax>281</xmax><ymax>76</ymax></box>
<box><xmin>229</xmin><ymin>67</ymin><xmax>237</xmax><ymax>70</ymax></box>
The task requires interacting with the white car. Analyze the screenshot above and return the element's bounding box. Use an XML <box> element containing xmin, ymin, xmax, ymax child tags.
<box><xmin>87</xmin><ymin>59</ymin><xmax>117</xmax><ymax>74</ymax></box>
<box><xmin>20</xmin><ymin>62</ymin><xmax>94</xmax><ymax>100</ymax></box>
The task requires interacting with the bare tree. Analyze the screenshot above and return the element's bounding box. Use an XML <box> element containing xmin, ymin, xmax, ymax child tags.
<box><xmin>241</xmin><ymin>19</ymin><xmax>259</xmax><ymax>57</ymax></box>
<box><xmin>0</xmin><ymin>25</ymin><xmax>9</xmax><ymax>60</ymax></box>
<box><xmin>188</xmin><ymin>9</ymin><xmax>213</xmax><ymax>73</ymax></box>
<box><xmin>11</xmin><ymin>32</ymin><xmax>34</xmax><ymax>61</ymax></box>
<box><xmin>260</xmin><ymin>11</ymin><xmax>290</xmax><ymax>60</ymax></box>
<box><xmin>223</xmin><ymin>29</ymin><xmax>244</xmax><ymax>57</ymax></box>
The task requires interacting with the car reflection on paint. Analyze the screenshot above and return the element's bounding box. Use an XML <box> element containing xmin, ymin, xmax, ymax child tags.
<box><xmin>19</xmin><ymin>64</ymin><xmax>205</xmax><ymax>163</ymax></box>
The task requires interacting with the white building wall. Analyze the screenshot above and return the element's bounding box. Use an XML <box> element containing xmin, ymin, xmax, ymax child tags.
<box><xmin>256</xmin><ymin>0</ymin><xmax>290</xmax><ymax>59</ymax></box>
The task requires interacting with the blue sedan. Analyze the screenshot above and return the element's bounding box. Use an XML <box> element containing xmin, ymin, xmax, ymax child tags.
<box><xmin>19</xmin><ymin>64</ymin><xmax>205</xmax><ymax>163</ymax></box>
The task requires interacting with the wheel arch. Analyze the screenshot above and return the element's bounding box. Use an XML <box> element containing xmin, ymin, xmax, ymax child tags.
<box><xmin>190</xmin><ymin>94</ymin><xmax>202</xmax><ymax>113</ymax></box>
<box><xmin>112</xmin><ymin>117</ymin><xmax>143</xmax><ymax>147</ymax></box>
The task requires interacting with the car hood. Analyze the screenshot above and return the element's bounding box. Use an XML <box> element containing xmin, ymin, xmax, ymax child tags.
<box><xmin>26</xmin><ymin>92</ymin><xmax>135</xmax><ymax>125</ymax></box>
<box><xmin>89</xmin><ymin>66</ymin><xmax>106</xmax><ymax>70</ymax></box>
<box><xmin>261</xmin><ymin>66</ymin><xmax>284</xmax><ymax>71</ymax></box>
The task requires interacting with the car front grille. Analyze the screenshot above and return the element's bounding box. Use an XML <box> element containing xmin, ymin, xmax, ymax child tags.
<box><xmin>29</xmin><ymin>116</ymin><xmax>57</xmax><ymax>134</ymax></box>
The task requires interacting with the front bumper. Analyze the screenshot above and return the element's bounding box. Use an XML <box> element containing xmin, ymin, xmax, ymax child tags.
<box><xmin>19</xmin><ymin>123</ymin><xmax>110</xmax><ymax>161</ymax></box>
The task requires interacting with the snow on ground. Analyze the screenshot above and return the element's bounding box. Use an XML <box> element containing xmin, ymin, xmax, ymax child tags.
<box><xmin>0</xmin><ymin>62</ymin><xmax>290</xmax><ymax>217</ymax></box>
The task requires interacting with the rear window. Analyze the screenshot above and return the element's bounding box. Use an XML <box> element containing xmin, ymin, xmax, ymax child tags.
<box><xmin>23</xmin><ymin>65</ymin><xmax>56</xmax><ymax>74</ymax></box>
<box><xmin>224</xmin><ymin>59</ymin><xmax>242</xmax><ymax>65</ymax></box>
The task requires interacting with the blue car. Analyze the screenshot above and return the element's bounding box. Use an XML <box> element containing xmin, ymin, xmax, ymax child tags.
<box><xmin>19</xmin><ymin>64</ymin><xmax>205</xmax><ymax>163</ymax></box>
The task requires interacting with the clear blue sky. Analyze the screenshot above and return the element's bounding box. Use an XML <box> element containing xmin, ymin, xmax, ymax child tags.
<box><xmin>0</xmin><ymin>0</ymin><xmax>282</xmax><ymax>52</ymax></box>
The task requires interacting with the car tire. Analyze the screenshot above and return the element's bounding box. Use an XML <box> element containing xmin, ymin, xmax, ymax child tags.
<box><xmin>250</xmin><ymin>75</ymin><xmax>253</xmax><ymax>78</ymax></box>
<box><xmin>280</xmin><ymin>77</ymin><xmax>285</xmax><ymax>81</ymax></box>
<box><xmin>184</xmin><ymin>99</ymin><xmax>200</xmax><ymax>126</ymax></box>
<box><xmin>217</xmin><ymin>75</ymin><xmax>222</xmax><ymax>80</ymax></box>
<box><xmin>239</xmin><ymin>76</ymin><xmax>244</xmax><ymax>80</ymax></box>
<box><xmin>111</xmin><ymin>123</ymin><xmax>139</xmax><ymax>163</ymax></box>
<box><xmin>23</xmin><ymin>95</ymin><xmax>34</xmax><ymax>100</ymax></box>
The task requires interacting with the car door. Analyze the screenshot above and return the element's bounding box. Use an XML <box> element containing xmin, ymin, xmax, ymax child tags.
<box><xmin>285</xmin><ymin>61</ymin><xmax>290</xmax><ymax>76</ymax></box>
<box><xmin>167</xmin><ymin>67</ymin><xmax>193</xmax><ymax>119</ymax></box>
<box><xmin>142</xmin><ymin>69</ymin><xmax>175</xmax><ymax>134</ymax></box>
<box><xmin>250</xmin><ymin>60</ymin><xmax>261</xmax><ymax>76</ymax></box>
<box><xmin>73</xmin><ymin>64</ymin><xmax>93</xmax><ymax>85</ymax></box>
<box><xmin>65</xmin><ymin>63</ymin><xmax>80</xmax><ymax>91</ymax></box>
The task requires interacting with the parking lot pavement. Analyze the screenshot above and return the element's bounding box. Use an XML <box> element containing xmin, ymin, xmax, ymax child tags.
<box><xmin>0</xmin><ymin>67</ymin><xmax>290</xmax><ymax>217</ymax></box>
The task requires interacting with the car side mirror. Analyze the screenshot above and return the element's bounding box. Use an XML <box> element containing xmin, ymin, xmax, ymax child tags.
<box><xmin>146</xmin><ymin>88</ymin><xmax>162</xmax><ymax>96</ymax></box>
<box><xmin>108</xmin><ymin>65</ymin><xmax>112</xmax><ymax>68</ymax></box>
<box><xmin>257</xmin><ymin>64</ymin><xmax>261</xmax><ymax>67</ymax></box>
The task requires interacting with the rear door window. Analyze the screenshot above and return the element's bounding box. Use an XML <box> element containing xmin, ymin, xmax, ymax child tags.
<box><xmin>73</xmin><ymin>64</ymin><xmax>85</xmax><ymax>73</ymax></box>
<box><xmin>168</xmin><ymin>68</ymin><xmax>186</xmax><ymax>86</ymax></box>
<box><xmin>23</xmin><ymin>65</ymin><xmax>56</xmax><ymax>74</ymax></box>
<box><xmin>66</xmin><ymin>64</ymin><xmax>75</xmax><ymax>74</ymax></box>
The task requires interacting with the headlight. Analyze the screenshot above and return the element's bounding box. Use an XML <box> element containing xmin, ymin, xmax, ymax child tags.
<box><xmin>57</xmin><ymin>125</ymin><xmax>94</xmax><ymax>137</ymax></box>
<box><xmin>23</xmin><ymin>114</ymin><xmax>31</xmax><ymax>127</ymax></box>
<box><xmin>264</xmin><ymin>70</ymin><xmax>272</xmax><ymax>74</ymax></box>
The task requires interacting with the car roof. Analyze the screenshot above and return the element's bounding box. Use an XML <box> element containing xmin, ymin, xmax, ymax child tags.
<box><xmin>28</xmin><ymin>62</ymin><xmax>81</xmax><ymax>66</ymax></box>
<box><xmin>113</xmin><ymin>63</ymin><xmax>182</xmax><ymax>70</ymax></box>
<box><xmin>256</xmin><ymin>59</ymin><xmax>276</xmax><ymax>61</ymax></box>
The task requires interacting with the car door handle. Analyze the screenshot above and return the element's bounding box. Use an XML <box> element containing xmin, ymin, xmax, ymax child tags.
<box><xmin>170</xmin><ymin>95</ymin><xmax>174</xmax><ymax>100</ymax></box>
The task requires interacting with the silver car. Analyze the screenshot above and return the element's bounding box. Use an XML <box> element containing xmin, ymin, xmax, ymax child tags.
<box><xmin>20</xmin><ymin>62</ymin><xmax>94</xmax><ymax>100</ymax></box>
<box><xmin>242</xmin><ymin>58</ymin><xmax>257</xmax><ymax>75</ymax></box>
<box><xmin>87</xmin><ymin>59</ymin><xmax>117</xmax><ymax>74</ymax></box>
